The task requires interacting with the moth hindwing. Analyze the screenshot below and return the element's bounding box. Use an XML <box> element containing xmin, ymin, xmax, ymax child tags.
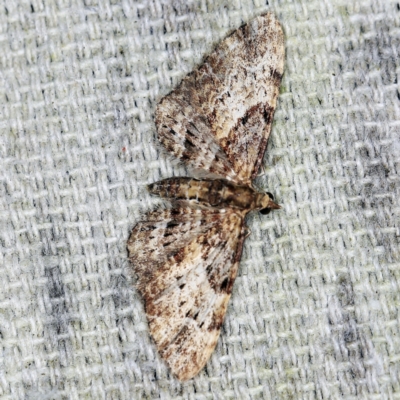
<box><xmin>127</xmin><ymin>12</ymin><xmax>284</xmax><ymax>381</ymax></box>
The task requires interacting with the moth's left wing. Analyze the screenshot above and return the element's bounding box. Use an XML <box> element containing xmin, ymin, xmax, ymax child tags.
<box><xmin>156</xmin><ymin>13</ymin><xmax>284</xmax><ymax>184</ymax></box>
<box><xmin>127</xmin><ymin>208</ymin><xmax>246</xmax><ymax>380</ymax></box>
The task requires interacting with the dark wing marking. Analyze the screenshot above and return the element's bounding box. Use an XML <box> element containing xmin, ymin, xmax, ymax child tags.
<box><xmin>155</xmin><ymin>13</ymin><xmax>284</xmax><ymax>184</ymax></box>
<box><xmin>127</xmin><ymin>208</ymin><xmax>246</xmax><ymax>380</ymax></box>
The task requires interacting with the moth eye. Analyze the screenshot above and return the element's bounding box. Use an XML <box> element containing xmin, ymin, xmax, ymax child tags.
<box><xmin>260</xmin><ymin>192</ymin><xmax>274</xmax><ymax>215</ymax></box>
<box><xmin>260</xmin><ymin>207</ymin><xmax>271</xmax><ymax>215</ymax></box>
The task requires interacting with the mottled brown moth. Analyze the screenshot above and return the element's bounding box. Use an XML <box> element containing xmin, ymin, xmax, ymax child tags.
<box><xmin>127</xmin><ymin>12</ymin><xmax>284</xmax><ymax>381</ymax></box>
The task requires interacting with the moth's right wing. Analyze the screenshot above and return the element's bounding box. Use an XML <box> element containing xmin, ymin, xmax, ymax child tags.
<box><xmin>155</xmin><ymin>13</ymin><xmax>284</xmax><ymax>185</ymax></box>
<box><xmin>127</xmin><ymin>207</ymin><xmax>246</xmax><ymax>381</ymax></box>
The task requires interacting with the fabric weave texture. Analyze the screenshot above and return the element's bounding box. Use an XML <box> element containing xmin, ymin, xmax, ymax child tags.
<box><xmin>0</xmin><ymin>0</ymin><xmax>399</xmax><ymax>398</ymax></box>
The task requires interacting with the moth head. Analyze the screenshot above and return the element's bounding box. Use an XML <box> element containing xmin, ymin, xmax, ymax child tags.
<box><xmin>260</xmin><ymin>192</ymin><xmax>281</xmax><ymax>215</ymax></box>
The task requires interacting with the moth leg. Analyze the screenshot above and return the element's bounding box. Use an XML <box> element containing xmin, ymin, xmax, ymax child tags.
<box><xmin>243</xmin><ymin>226</ymin><xmax>251</xmax><ymax>239</ymax></box>
<box><xmin>255</xmin><ymin>163</ymin><xmax>267</xmax><ymax>178</ymax></box>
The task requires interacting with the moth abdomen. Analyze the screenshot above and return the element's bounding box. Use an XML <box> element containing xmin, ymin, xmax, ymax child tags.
<box><xmin>148</xmin><ymin>177</ymin><xmax>224</xmax><ymax>206</ymax></box>
<box><xmin>148</xmin><ymin>177</ymin><xmax>197</xmax><ymax>199</ymax></box>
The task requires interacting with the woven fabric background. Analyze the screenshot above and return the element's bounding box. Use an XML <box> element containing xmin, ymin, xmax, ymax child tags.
<box><xmin>0</xmin><ymin>0</ymin><xmax>399</xmax><ymax>398</ymax></box>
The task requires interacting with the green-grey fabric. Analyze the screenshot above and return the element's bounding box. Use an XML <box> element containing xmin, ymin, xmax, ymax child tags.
<box><xmin>0</xmin><ymin>0</ymin><xmax>399</xmax><ymax>398</ymax></box>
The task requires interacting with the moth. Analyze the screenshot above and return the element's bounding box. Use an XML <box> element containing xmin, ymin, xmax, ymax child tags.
<box><xmin>127</xmin><ymin>12</ymin><xmax>284</xmax><ymax>381</ymax></box>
